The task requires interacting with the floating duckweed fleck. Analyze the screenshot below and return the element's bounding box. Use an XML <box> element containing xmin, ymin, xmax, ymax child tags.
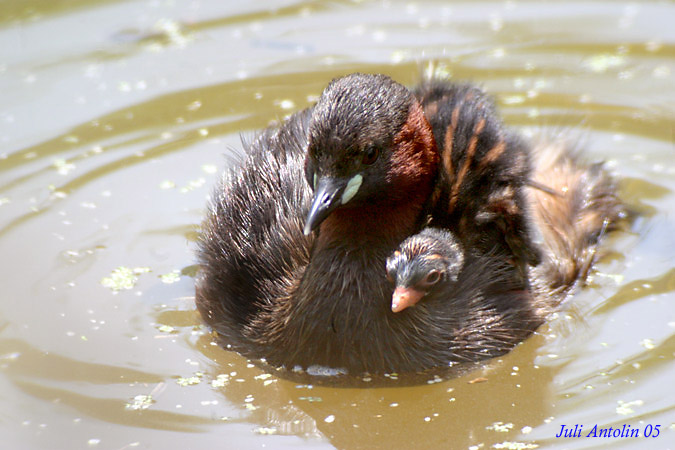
<box><xmin>125</xmin><ymin>394</ymin><xmax>155</xmax><ymax>411</ymax></box>
<box><xmin>160</xmin><ymin>270</ymin><xmax>180</xmax><ymax>284</ymax></box>
<box><xmin>53</xmin><ymin>158</ymin><xmax>76</xmax><ymax>175</ymax></box>
<box><xmin>152</xmin><ymin>19</ymin><xmax>193</xmax><ymax>48</ymax></box>
<box><xmin>176</xmin><ymin>373</ymin><xmax>203</xmax><ymax>387</ymax></box>
<box><xmin>101</xmin><ymin>267</ymin><xmax>150</xmax><ymax>291</ymax></box>
<box><xmin>487</xmin><ymin>422</ymin><xmax>514</xmax><ymax>432</ymax></box>
<box><xmin>584</xmin><ymin>54</ymin><xmax>626</xmax><ymax>73</ymax></box>
<box><xmin>616</xmin><ymin>399</ymin><xmax>643</xmax><ymax>415</ymax></box>
<box><xmin>211</xmin><ymin>374</ymin><xmax>230</xmax><ymax>388</ymax></box>
<box><xmin>640</xmin><ymin>338</ymin><xmax>655</xmax><ymax>350</ymax></box>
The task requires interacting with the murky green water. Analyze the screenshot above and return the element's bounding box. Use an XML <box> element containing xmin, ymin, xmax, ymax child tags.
<box><xmin>1</xmin><ymin>1</ymin><xmax>673</xmax><ymax>449</ymax></box>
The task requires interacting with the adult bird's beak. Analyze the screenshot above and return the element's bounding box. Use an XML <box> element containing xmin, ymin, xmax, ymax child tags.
<box><xmin>304</xmin><ymin>176</ymin><xmax>346</xmax><ymax>235</ymax></box>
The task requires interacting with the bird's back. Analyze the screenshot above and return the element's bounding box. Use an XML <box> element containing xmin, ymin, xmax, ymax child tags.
<box><xmin>196</xmin><ymin>109</ymin><xmax>314</xmax><ymax>351</ymax></box>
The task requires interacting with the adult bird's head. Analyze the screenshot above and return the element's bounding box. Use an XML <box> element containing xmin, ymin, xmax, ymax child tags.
<box><xmin>303</xmin><ymin>73</ymin><xmax>438</xmax><ymax>235</ymax></box>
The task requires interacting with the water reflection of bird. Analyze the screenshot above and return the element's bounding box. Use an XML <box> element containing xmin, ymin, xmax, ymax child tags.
<box><xmin>196</xmin><ymin>73</ymin><xmax>621</xmax><ymax>377</ymax></box>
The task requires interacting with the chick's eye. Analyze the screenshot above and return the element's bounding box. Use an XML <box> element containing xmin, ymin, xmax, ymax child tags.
<box><xmin>362</xmin><ymin>146</ymin><xmax>379</xmax><ymax>165</ymax></box>
<box><xmin>423</xmin><ymin>270</ymin><xmax>441</xmax><ymax>286</ymax></box>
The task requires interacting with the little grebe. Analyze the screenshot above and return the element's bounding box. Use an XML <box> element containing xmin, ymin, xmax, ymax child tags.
<box><xmin>196</xmin><ymin>73</ymin><xmax>620</xmax><ymax>376</ymax></box>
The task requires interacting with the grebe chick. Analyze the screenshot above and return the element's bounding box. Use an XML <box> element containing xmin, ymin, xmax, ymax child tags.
<box><xmin>386</xmin><ymin>228</ymin><xmax>464</xmax><ymax>313</ymax></box>
<box><xmin>384</xmin><ymin>227</ymin><xmax>541</xmax><ymax>363</ymax></box>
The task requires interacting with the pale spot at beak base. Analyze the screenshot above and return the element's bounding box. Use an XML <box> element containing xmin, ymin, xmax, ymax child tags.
<box><xmin>341</xmin><ymin>174</ymin><xmax>363</xmax><ymax>205</ymax></box>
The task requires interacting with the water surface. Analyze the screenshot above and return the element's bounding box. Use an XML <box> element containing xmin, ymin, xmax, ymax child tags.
<box><xmin>1</xmin><ymin>1</ymin><xmax>674</xmax><ymax>449</ymax></box>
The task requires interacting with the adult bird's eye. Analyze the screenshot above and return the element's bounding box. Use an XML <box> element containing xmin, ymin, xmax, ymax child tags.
<box><xmin>362</xmin><ymin>146</ymin><xmax>379</xmax><ymax>165</ymax></box>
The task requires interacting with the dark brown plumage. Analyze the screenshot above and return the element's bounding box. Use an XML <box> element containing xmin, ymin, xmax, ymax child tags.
<box><xmin>198</xmin><ymin>74</ymin><xmax>442</xmax><ymax>374</ymax></box>
<box><xmin>195</xmin><ymin>73</ymin><xmax>621</xmax><ymax>379</ymax></box>
<box><xmin>385</xmin><ymin>141</ymin><xmax>622</xmax><ymax>342</ymax></box>
<box><xmin>414</xmin><ymin>81</ymin><xmax>541</xmax><ymax>281</ymax></box>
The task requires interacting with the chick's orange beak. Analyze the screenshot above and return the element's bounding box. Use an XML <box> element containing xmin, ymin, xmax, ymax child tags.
<box><xmin>391</xmin><ymin>286</ymin><xmax>425</xmax><ymax>313</ymax></box>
